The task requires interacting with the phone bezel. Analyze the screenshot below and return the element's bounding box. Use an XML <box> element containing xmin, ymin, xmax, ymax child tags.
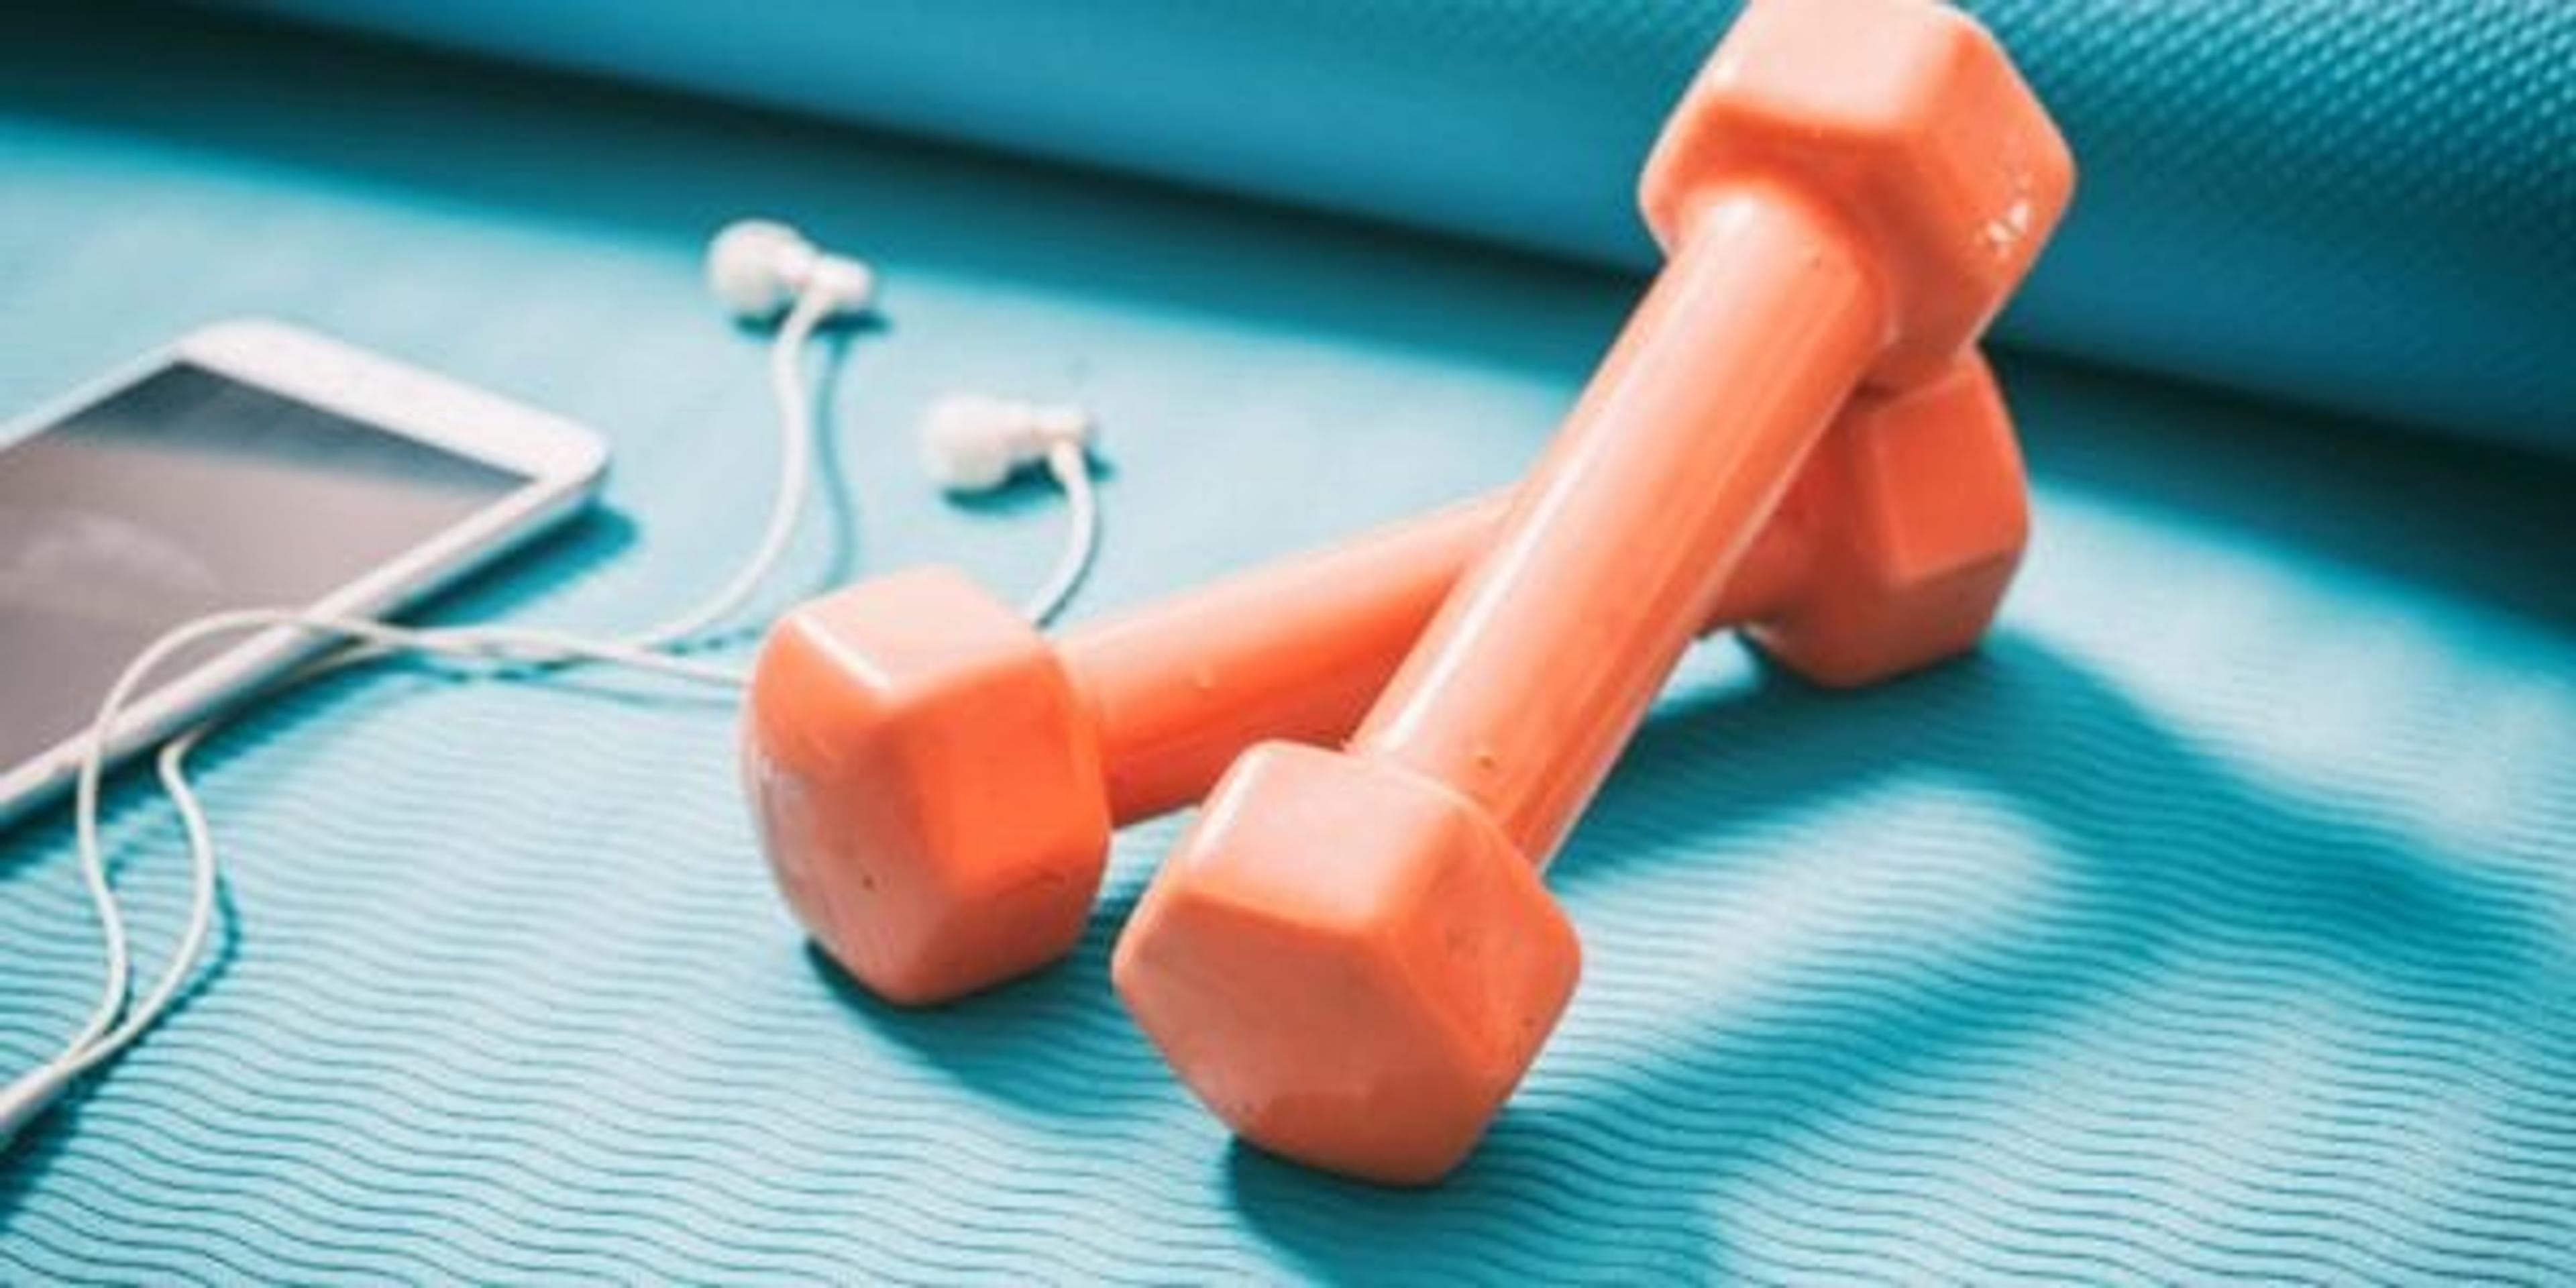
<box><xmin>0</xmin><ymin>317</ymin><xmax>610</xmax><ymax>824</ymax></box>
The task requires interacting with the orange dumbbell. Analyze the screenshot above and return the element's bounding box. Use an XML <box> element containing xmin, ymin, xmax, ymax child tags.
<box><xmin>1114</xmin><ymin>0</ymin><xmax>2072</xmax><ymax>1183</ymax></box>
<box><xmin>745</xmin><ymin>358</ymin><xmax>2021</xmax><ymax>1005</ymax></box>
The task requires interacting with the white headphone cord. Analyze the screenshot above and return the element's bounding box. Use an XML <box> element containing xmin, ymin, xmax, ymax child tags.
<box><xmin>4</xmin><ymin>285</ymin><xmax>1104</xmax><ymax>1144</ymax></box>
<box><xmin>7</xmin><ymin>287</ymin><xmax>1109</xmax><ymax>1147</ymax></box>
<box><xmin>1</xmin><ymin>610</ymin><xmax>747</xmax><ymax>1139</ymax></box>
<box><xmin>624</xmin><ymin>288</ymin><xmax>833</xmax><ymax>651</ymax></box>
<box><xmin>1</xmin><ymin>288</ymin><xmax>809</xmax><ymax>1142</ymax></box>
<box><xmin>1021</xmin><ymin>439</ymin><xmax>1099</xmax><ymax>627</ymax></box>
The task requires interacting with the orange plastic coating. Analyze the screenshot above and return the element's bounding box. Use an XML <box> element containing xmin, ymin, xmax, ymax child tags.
<box><xmin>1114</xmin><ymin>0</ymin><xmax>2074</xmax><ymax>1185</ymax></box>
<box><xmin>1067</xmin><ymin>493</ymin><xmax>1807</xmax><ymax>824</ymax></box>
<box><xmin>1067</xmin><ymin>500</ymin><xmax>1486</xmax><ymax>824</ymax></box>
<box><xmin>742</xmin><ymin>360</ymin><xmax>1996</xmax><ymax>1006</ymax></box>
<box><xmin>1361</xmin><ymin>186</ymin><xmax>1884</xmax><ymax>861</ymax></box>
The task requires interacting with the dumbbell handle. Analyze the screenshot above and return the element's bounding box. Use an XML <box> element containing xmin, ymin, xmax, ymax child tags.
<box><xmin>1063</xmin><ymin>478</ymin><xmax>1812</xmax><ymax>822</ymax></box>
<box><xmin>1355</xmin><ymin>189</ymin><xmax>1883</xmax><ymax>859</ymax></box>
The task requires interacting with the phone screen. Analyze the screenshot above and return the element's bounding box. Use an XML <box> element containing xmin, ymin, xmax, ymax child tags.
<box><xmin>0</xmin><ymin>361</ymin><xmax>533</xmax><ymax>773</ymax></box>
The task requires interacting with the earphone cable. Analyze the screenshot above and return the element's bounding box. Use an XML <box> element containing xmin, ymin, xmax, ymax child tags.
<box><xmin>5</xmin><ymin>272</ymin><xmax>1108</xmax><ymax>1147</ymax></box>
<box><xmin>3</xmin><ymin>293</ymin><xmax>828</xmax><ymax>1144</ymax></box>
<box><xmin>1020</xmin><ymin>439</ymin><xmax>1100</xmax><ymax>627</ymax></box>
<box><xmin>619</xmin><ymin>288</ymin><xmax>833</xmax><ymax>652</ymax></box>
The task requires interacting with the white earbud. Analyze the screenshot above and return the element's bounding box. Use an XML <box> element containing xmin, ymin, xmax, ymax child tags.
<box><xmin>706</xmin><ymin>219</ymin><xmax>876</xmax><ymax>321</ymax></box>
<box><xmin>919</xmin><ymin>394</ymin><xmax>1095</xmax><ymax>493</ymax></box>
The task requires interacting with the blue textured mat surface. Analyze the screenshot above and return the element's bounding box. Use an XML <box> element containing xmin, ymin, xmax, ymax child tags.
<box><xmin>5</xmin><ymin>8</ymin><xmax>2575</xmax><ymax>1282</ymax></box>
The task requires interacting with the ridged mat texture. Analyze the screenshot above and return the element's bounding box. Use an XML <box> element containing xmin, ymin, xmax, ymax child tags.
<box><xmin>4</xmin><ymin>5</ymin><xmax>2575</xmax><ymax>1283</ymax></box>
<box><xmin>243</xmin><ymin>0</ymin><xmax>2576</xmax><ymax>453</ymax></box>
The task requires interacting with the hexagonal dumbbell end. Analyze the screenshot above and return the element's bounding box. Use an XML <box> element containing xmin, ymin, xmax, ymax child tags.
<box><xmin>1112</xmin><ymin>743</ymin><xmax>1581</xmax><ymax>1185</ymax></box>
<box><xmin>1752</xmin><ymin>354</ymin><xmax>2029</xmax><ymax>687</ymax></box>
<box><xmin>743</xmin><ymin>567</ymin><xmax>1111</xmax><ymax>1004</ymax></box>
<box><xmin>1642</xmin><ymin>0</ymin><xmax>2074</xmax><ymax>387</ymax></box>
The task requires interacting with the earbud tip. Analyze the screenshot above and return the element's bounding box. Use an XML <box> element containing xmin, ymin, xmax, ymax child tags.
<box><xmin>922</xmin><ymin>443</ymin><xmax>1015</xmax><ymax>494</ymax></box>
<box><xmin>706</xmin><ymin>219</ymin><xmax>806</xmax><ymax>319</ymax></box>
<box><xmin>919</xmin><ymin>396</ymin><xmax>1021</xmax><ymax>492</ymax></box>
<box><xmin>806</xmin><ymin>258</ymin><xmax>878</xmax><ymax>319</ymax></box>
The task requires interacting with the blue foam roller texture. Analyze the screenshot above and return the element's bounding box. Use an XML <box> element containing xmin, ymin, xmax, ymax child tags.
<box><xmin>239</xmin><ymin>0</ymin><xmax>2576</xmax><ymax>449</ymax></box>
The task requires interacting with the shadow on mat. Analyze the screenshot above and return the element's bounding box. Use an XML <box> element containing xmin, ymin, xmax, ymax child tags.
<box><xmin>1216</xmin><ymin>636</ymin><xmax>2572</xmax><ymax>1280</ymax></box>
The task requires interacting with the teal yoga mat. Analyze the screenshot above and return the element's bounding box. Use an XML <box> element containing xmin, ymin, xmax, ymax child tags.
<box><xmin>241</xmin><ymin>0</ymin><xmax>2576</xmax><ymax>450</ymax></box>
<box><xmin>4</xmin><ymin>5</ymin><xmax>2574</xmax><ymax>1281</ymax></box>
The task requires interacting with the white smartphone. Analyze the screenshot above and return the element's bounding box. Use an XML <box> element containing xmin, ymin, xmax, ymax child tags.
<box><xmin>0</xmin><ymin>317</ymin><xmax>609</xmax><ymax>824</ymax></box>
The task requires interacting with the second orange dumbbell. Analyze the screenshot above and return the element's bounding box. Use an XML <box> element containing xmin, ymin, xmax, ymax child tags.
<box><xmin>746</xmin><ymin>358</ymin><xmax>2021</xmax><ymax>1004</ymax></box>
